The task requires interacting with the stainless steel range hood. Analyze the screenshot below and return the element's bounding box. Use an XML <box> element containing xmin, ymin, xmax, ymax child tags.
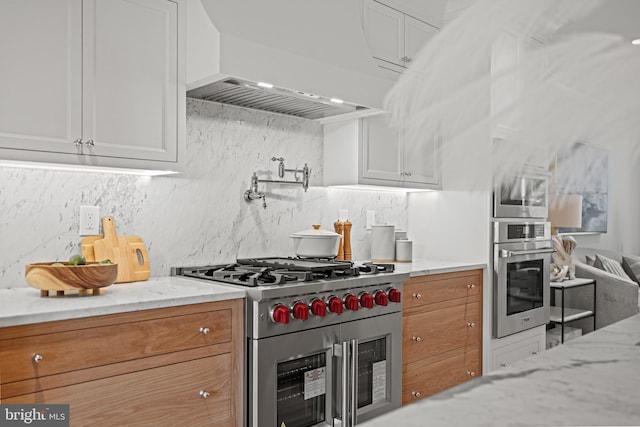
<box><xmin>188</xmin><ymin>0</ymin><xmax>394</xmax><ymax>122</ymax></box>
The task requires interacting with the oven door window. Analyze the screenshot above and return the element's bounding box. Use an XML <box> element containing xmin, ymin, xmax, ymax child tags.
<box><xmin>356</xmin><ymin>338</ymin><xmax>388</xmax><ymax>409</ymax></box>
<box><xmin>277</xmin><ymin>353</ymin><xmax>327</xmax><ymax>427</ymax></box>
<box><xmin>506</xmin><ymin>259</ymin><xmax>544</xmax><ymax>315</ymax></box>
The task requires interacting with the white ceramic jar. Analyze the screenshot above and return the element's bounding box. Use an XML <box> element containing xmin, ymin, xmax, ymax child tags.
<box><xmin>370</xmin><ymin>225</ymin><xmax>395</xmax><ymax>262</ymax></box>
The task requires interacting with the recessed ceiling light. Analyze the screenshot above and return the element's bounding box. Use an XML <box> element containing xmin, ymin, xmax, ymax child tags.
<box><xmin>330</xmin><ymin>98</ymin><xmax>344</xmax><ymax>104</ymax></box>
<box><xmin>257</xmin><ymin>82</ymin><xmax>274</xmax><ymax>88</ymax></box>
<box><xmin>632</xmin><ymin>39</ymin><xmax>640</xmax><ymax>45</ymax></box>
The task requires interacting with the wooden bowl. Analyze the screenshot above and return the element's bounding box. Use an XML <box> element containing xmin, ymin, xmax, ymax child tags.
<box><xmin>25</xmin><ymin>262</ymin><xmax>118</xmax><ymax>295</ymax></box>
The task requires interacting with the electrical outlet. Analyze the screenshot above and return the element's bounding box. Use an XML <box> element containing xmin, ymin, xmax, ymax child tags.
<box><xmin>79</xmin><ymin>206</ymin><xmax>100</xmax><ymax>236</ymax></box>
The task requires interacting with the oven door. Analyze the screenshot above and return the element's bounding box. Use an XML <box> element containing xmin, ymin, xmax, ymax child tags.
<box><xmin>338</xmin><ymin>312</ymin><xmax>402</xmax><ymax>426</ymax></box>
<box><xmin>494</xmin><ymin>172</ymin><xmax>549</xmax><ymax>218</ymax></box>
<box><xmin>249</xmin><ymin>325</ymin><xmax>339</xmax><ymax>427</ymax></box>
<box><xmin>493</xmin><ymin>243</ymin><xmax>553</xmax><ymax>338</ymax></box>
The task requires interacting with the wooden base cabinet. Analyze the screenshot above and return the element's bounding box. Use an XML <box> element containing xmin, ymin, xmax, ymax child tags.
<box><xmin>0</xmin><ymin>299</ymin><xmax>244</xmax><ymax>426</ymax></box>
<box><xmin>402</xmin><ymin>269</ymin><xmax>483</xmax><ymax>405</ymax></box>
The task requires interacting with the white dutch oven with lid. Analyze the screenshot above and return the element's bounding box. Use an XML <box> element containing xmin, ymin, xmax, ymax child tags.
<box><xmin>290</xmin><ymin>225</ymin><xmax>341</xmax><ymax>258</ymax></box>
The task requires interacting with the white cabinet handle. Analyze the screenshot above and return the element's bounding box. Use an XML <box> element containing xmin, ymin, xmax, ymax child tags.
<box><xmin>199</xmin><ymin>390</ymin><xmax>210</xmax><ymax>398</ymax></box>
<box><xmin>199</xmin><ymin>327</ymin><xmax>210</xmax><ymax>335</ymax></box>
<box><xmin>85</xmin><ymin>139</ymin><xmax>95</xmax><ymax>148</ymax></box>
<box><xmin>412</xmin><ymin>336</ymin><xmax>422</xmax><ymax>342</ymax></box>
<box><xmin>73</xmin><ymin>138</ymin><xmax>83</xmax><ymax>147</ymax></box>
<box><xmin>532</xmin><ymin>351</ymin><xmax>539</xmax><ymax>355</ymax></box>
<box><xmin>412</xmin><ymin>293</ymin><xmax>422</xmax><ymax>299</ymax></box>
<box><xmin>500</xmin><ymin>362</ymin><xmax>507</xmax><ymax>367</ymax></box>
<box><xmin>33</xmin><ymin>353</ymin><xmax>43</xmax><ymax>363</ymax></box>
<box><xmin>412</xmin><ymin>391</ymin><xmax>421</xmax><ymax>398</ymax></box>
<box><xmin>406</xmin><ymin>57</ymin><xmax>413</xmax><ymax>63</ymax></box>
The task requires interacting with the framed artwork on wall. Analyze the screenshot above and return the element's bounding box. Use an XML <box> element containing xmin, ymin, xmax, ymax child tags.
<box><xmin>554</xmin><ymin>142</ymin><xmax>609</xmax><ymax>234</ymax></box>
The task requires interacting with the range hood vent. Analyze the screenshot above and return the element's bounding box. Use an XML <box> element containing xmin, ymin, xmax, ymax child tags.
<box><xmin>187</xmin><ymin>78</ymin><xmax>367</xmax><ymax>120</ymax></box>
<box><xmin>188</xmin><ymin>0</ymin><xmax>397</xmax><ymax>122</ymax></box>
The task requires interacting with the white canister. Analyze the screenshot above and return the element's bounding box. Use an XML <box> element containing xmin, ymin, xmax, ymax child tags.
<box><xmin>395</xmin><ymin>240</ymin><xmax>413</xmax><ymax>263</ymax></box>
<box><xmin>371</xmin><ymin>225</ymin><xmax>396</xmax><ymax>262</ymax></box>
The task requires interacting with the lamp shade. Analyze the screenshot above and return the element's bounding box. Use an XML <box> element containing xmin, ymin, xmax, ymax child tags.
<box><xmin>548</xmin><ymin>194</ymin><xmax>583</xmax><ymax>230</ymax></box>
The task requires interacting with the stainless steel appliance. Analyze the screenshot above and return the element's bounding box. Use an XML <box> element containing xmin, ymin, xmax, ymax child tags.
<box><xmin>493</xmin><ymin>169</ymin><xmax>550</xmax><ymax>219</ymax></box>
<box><xmin>493</xmin><ymin>221</ymin><xmax>553</xmax><ymax>338</ymax></box>
<box><xmin>173</xmin><ymin>258</ymin><xmax>407</xmax><ymax>427</ymax></box>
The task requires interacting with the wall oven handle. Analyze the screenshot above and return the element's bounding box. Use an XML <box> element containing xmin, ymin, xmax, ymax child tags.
<box><xmin>499</xmin><ymin>248</ymin><xmax>554</xmax><ymax>258</ymax></box>
<box><xmin>350</xmin><ymin>339</ymin><xmax>359</xmax><ymax>427</ymax></box>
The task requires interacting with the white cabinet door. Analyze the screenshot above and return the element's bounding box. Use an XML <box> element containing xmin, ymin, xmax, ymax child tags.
<box><xmin>363</xmin><ymin>0</ymin><xmax>404</xmax><ymax>67</ymax></box>
<box><xmin>361</xmin><ymin>114</ymin><xmax>403</xmax><ymax>182</ymax></box>
<box><xmin>404</xmin><ymin>15</ymin><xmax>438</xmax><ymax>65</ymax></box>
<box><xmin>0</xmin><ymin>0</ymin><xmax>82</xmax><ymax>154</ymax></box>
<box><xmin>403</xmin><ymin>125</ymin><xmax>440</xmax><ymax>186</ymax></box>
<box><xmin>83</xmin><ymin>0</ymin><xmax>179</xmax><ymax>162</ymax></box>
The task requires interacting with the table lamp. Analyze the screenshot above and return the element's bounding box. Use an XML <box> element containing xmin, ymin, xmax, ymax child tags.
<box><xmin>548</xmin><ymin>194</ymin><xmax>583</xmax><ymax>234</ymax></box>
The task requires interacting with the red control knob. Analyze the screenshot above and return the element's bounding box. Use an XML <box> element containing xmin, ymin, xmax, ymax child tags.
<box><xmin>344</xmin><ymin>294</ymin><xmax>359</xmax><ymax>311</ymax></box>
<box><xmin>375</xmin><ymin>291</ymin><xmax>389</xmax><ymax>306</ymax></box>
<box><xmin>271</xmin><ymin>304</ymin><xmax>290</xmax><ymax>324</ymax></box>
<box><xmin>310</xmin><ymin>299</ymin><xmax>327</xmax><ymax>317</ymax></box>
<box><xmin>360</xmin><ymin>292</ymin><xmax>374</xmax><ymax>309</ymax></box>
<box><xmin>388</xmin><ymin>288</ymin><xmax>402</xmax><ymax>303</ymax></box>
<box><xmin>328</xmin><ymin>296</ymin><xmax>344</xmax><ymax>314</ymax></box>
<box><xmin>292</xmin><ymin>301</ymin><xmax>309</xmax><ymax>320</ymax></box>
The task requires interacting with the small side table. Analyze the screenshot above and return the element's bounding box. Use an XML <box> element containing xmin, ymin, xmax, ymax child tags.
<box><xmin>549</xmin><ymin>278</ymin><xmax>596</xmax><ymax>343</ymax></box>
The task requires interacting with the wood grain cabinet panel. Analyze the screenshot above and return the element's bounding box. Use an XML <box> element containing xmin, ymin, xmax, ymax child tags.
<box><xmin>0</xmin><ymin>299</ymin><xmax>244</xmax><ymax>426</ymax></box>
<box><xmin>4</xmin><ymin>355</ymin><xmax>233</xmax><ymax>427</ymax></box>
<box><xmin>402</xmin><ymin>269</ymin><xmax>483</xmax><ymax>405</ymax></box>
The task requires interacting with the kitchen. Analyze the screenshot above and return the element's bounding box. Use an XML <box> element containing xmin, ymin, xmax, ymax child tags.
<box><xmin>1</xmin><ymin>0</ymin><xmax>640</xmax><ymax>426</ymax></box>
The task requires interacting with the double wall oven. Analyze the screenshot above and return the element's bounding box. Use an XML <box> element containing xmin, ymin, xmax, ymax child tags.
<box><xmin>174</xmin><ymin>258</ymin><xmax>407</xmax><ymax>427</ymax></box>
<box><xmin>493</xmin><ymin>167</ymin><xmax>552</xmax><ymax>338</ymax></box>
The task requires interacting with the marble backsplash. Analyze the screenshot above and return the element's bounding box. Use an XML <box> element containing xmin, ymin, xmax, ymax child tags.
<box><xmin>0</xmin><ymin>99</ymin><xmax>407</xmax><ymax>288</ymax></box>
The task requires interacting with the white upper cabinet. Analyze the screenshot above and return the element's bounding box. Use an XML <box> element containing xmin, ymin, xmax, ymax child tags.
<box><xmin>0</xmin><ymin>0</ymin><xmax>82</xmax><ymax>155</ymax></box>
<box><xmin>0</xmin><ymin>0</ymin><xmax>185</xmax><ymax>173</ymax></box>
<box><xmin>324</xmin><ymin>115</ymin><xmax>441</xmax><ymax>190</ymax></box>
<box><xmin>362</xmin><ymin>0</ymin><xmax>438</xmax><ymax>73</ymax></box>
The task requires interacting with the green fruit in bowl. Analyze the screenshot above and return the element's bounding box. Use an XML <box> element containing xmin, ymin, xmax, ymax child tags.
<box><xmin>51</xmin><ymin>262</ymin><xmax>64</xmax><ymax>267</ymax></box>
<box><xmin>68</xmin><ymin>254</ymin><xmax>86</xmax><ymax>266</ymax></box>
<box><xmin>99</xmin><ymin>259</ymin><xmax>113</xmax><ymax>265</ymax></box>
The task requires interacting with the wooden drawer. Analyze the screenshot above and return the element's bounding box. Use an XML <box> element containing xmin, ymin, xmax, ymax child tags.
<box><xmin>403</xmin><ymin>301</ymin><xmax>481</xmax><ymax>365</ymax></box>
<box><xmin>1</xmin><ymin>309</ymin><xmax>231</xmax><ymax>384</ymax></box>
<box><xmin>4</xmin><ymin>354</ymin><xmax>233</xmax><ymax>426</ymax></box>
<box><xmin>402</xmin><ymin>349</ymin><xmax>480</xmax><ymax>405</ymax></box>
<box><xmin>403</xmin><ymin>270</ymin><xmax>482</xmax><ymax>312</ymax></box>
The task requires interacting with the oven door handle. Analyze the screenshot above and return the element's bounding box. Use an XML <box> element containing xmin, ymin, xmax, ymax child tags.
<box><xmin>334</xmin><ymin>342</ymin><xmax>351</xmax><ymax>427</ymax></box>
<box><xmin>350</xmin><ymin>339</ymin><xmax>359</xmax><ymax>427</ymax></box>
<box><xmin>499</xmin><ymin>248</ymin><xmax>554</xmax><ymax>258</ymax></box>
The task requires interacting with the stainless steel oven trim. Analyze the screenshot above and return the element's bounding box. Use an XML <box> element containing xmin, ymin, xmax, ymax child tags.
<box><xmin>493</xmin><ymin>243</ymin><xmax>551</xmax><ymax>338</ymax></box>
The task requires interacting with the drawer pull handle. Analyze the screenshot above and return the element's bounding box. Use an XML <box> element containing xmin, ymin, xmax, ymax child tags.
<box><xmin>467</xmin><ymin>322</ymin><xmax>475</xmax><ymax>328</ymax></box>
<box><xmin>467</xmin><ymin>371</ymin><xmax>476</xmax><ymax>377</ymax></box>
<box><xmin>199</xmin><ymin>327</ymin><xmax>210</xmax><ymax>335</ymax></box>
<box><xmin>199</xmin><ymin>390</ymin><xmax>210</xmax><ymax>398</ymax></box>
<box><xmin>467</xmin><ymin>284</ymin><xmax>475</xmax><ymax>289</ymax></box>
<box><xmin>412</xmin><ymin>293</ymin><xmax>422</xmax><ymax>299</ymax></box>
<box><xmin>412</xmin><ymin>336</ymin><xmax>422</xmax><ymax>342</ymax></box>
<box><xmin>33</xmin><ymin>354</ymin><xmax>43</xmax><ymax>363</ymax></box>
<box><xmin>412</xmin><ymin>391</ymin><xmax>421</xmax><ymax>398</ymax></box>
<box><xmin>500</xmin><ymin>363</ymin><xmax>507</xmax><ymax>367</ymax></box>
<box><xmin>532</xmin><ymin>351</ymin><xmax>539</xmax><ymax>355</ymax></box>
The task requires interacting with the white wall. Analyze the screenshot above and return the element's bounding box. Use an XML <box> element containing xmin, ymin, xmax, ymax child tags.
<box><xmin>0</xmin><ymin>99</ymin><xmax>408</xmax><ymax>289</ymax></box>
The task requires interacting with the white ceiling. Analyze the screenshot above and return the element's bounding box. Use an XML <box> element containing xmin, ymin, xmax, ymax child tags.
<box><xmin>558</xmin><ymin>0</ymin><xmax>640</xmax><ymax>42</ymax></box>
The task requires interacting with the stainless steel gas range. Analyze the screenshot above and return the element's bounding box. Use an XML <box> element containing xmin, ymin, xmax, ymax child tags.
<box><xmin>173</xmin><ymin>257</ymin><xmax>409</xmax><ymax>427</ymax></box>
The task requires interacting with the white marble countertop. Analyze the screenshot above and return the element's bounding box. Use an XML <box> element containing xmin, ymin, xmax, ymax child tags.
<box><xmin>393</xmin><ymin>259</ymin><xmax>486</xmax><ymax>276</ymax></box>
<box><xmin>0</xmin><ymin>276</ymin><xmax>245</xmax><ymax>328</ymax></box>
<box><xmin>0</xmin><ymin>259</ymin><xmax>485</xmax><ymax>328</ymax></box>
<box><xmin>363</xmin><ymin>313</ymin><xmax>640</xmax><ymax>426</ymax></box>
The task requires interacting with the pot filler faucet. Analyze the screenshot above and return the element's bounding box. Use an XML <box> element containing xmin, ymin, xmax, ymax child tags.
<box><xmin>244</xmin><ymin>156</ymin><xmax>310</xmax><ymax>209</ymax></box>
